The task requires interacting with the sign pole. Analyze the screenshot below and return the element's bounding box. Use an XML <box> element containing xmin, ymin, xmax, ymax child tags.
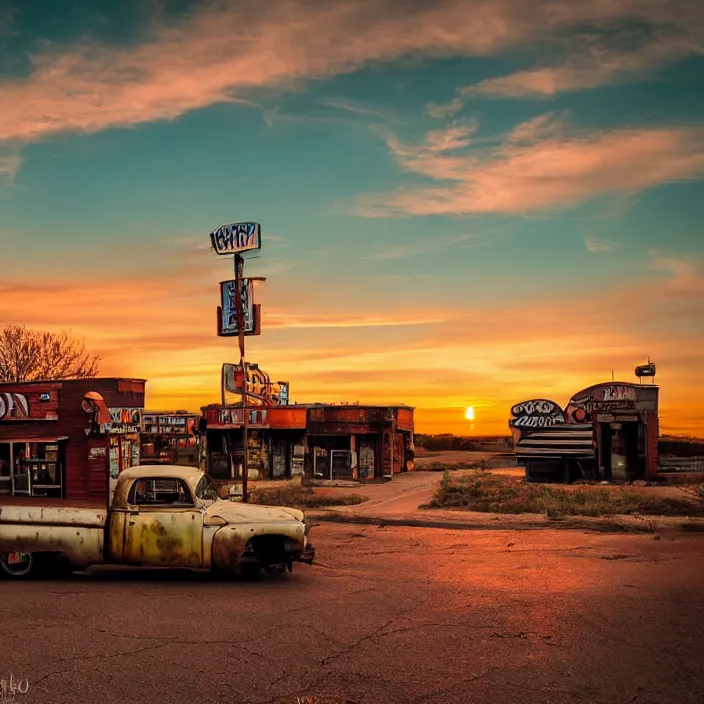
<box><xmin>210</xmin><ymin>221</ymin><xmax>263</xmax><ymax>504</ymax></box>
<box><xmin>234</xmin><ymin>252</ymin><xmax>249</xmax><ymax>503</ymax></box>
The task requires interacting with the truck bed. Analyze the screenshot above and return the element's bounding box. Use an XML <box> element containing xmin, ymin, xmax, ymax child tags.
<box><xmin>0</xmin><ymin>495</ymin><xmax>107</xmax><ymax>567</ymax></box>
<box><xmin>0</xmin><ymin>496</ymin><xmax>107</xmax><ymax>527</ymax></box>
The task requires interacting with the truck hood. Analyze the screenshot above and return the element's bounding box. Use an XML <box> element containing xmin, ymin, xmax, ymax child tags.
<box><xmin>205</xmin><ymin>500</ymin><xmax>304</xmax><ymax>525</ymax></box>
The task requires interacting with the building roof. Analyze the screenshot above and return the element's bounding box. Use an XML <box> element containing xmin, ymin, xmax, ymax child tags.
<box><xmin>200</xmin><ymin>402</ymin><xmax>415</xmax><ymax>411</ymax></box>
<box><xmin>0</xmin><ymin>377</ymin><xmax>146</xmax><ymax>388</ymax></box>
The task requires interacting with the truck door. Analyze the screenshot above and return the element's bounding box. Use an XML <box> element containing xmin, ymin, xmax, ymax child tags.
<box><xmin>122</xmin><ymin>477</ymin><xmax>204</xmax><ymax>567</ymax></box>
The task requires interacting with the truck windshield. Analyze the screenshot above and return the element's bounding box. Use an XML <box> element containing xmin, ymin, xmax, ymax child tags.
<box><xmin>195</xmin><ymin>475</ymin><xmax>220</xmax><ymax>504</ymax></box>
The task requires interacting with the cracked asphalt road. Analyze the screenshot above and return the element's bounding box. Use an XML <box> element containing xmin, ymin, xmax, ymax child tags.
<box><xmin>2</xmin><ymin>525</ymin><xmax>703</xmax><ymax>704</ymax></box>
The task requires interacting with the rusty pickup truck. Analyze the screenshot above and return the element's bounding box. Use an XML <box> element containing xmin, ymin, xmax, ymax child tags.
<box><xmin>0</xmin><ymin>465</ymin><xmax>314</xmax><ymax>580</ymax></box>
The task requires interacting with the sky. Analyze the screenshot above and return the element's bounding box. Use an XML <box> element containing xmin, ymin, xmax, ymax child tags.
<box><xmin>0</xmin><ymin>0</ymin><xmax>703</xmax><ymax>437</ymax></box>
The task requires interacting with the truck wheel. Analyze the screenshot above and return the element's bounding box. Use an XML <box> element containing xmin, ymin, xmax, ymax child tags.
<box><xmin>0</xmin><ymin>552</ymin><xmax>40</xmax><ymax>579</ymax></box>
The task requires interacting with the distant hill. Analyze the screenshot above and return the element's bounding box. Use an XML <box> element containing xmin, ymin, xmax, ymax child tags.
<box><xmin>416</xmin><ymin>434</ymin><xmax>704</xmax><ymax>457</ymax></box>
<box><xmin>416</xmin><ymin>434</ymin><xmax>513</xmax><ymax>452</ymax></box>
<box><xmin>659</xmin><ymin>435</ymin><xmax>704</xmax><ymax>458</ymax></box>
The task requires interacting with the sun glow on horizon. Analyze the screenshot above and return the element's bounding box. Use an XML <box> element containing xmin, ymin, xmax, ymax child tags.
<box><xmin>465</xmin><ymin>405</ymin><xmax>475</xmax><ymax>421</ymax></box>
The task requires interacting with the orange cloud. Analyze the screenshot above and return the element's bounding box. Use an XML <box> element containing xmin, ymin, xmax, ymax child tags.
<box><xmin>0</xmin><ymin>0</ymin><xmax>702</xmax><ymax>145</ymax></box>
<box><xmin>355</xmin><ymin>118</ymin><xmax>704</xmax><ymax>216</ymax></box>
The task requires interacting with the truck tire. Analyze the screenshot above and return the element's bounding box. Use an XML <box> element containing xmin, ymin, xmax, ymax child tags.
<box><xmin>0</xmin><ymin>552</ymin><xmax>41</xmax><ymax>579</ymax></box>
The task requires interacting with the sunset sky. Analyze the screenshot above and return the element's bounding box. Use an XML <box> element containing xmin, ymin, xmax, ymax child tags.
<box><xmin>1</xmin><ymin>0</ymin><xmax>703</xmax><ymax>436</ymax></box>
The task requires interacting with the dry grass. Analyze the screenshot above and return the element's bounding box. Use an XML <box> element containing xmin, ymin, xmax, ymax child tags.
<box><xmin>249</xmin><ymin>484</ymin><xmax>368</xmax><ymax>509</ymax></box>
<box><xmin>426</xmin><ymin>470</ymin><xmax>704</xmax><ymax>518</ymax></box>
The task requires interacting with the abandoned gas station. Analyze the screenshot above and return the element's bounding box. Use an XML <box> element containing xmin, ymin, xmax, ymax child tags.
<box><xmin>200</xmin><ymin>402</ymin><xmax>415</xmax><ymax>483</ymax></box>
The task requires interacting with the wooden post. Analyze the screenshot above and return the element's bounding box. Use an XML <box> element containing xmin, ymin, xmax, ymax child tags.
<box><xmin>389</xmin><ymin>411</ymin><xmax>395</xmax><ymax>478</ymax></box>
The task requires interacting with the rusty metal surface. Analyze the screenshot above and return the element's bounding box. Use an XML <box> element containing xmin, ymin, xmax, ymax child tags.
<box><xmin>0</xmin><ymin>505</ymin><xmax>106</xmax><ymax>528</ymax></box>
<box><xmin>0</xmin><ymin>524</ymin><xmax>103</xmax><ymax>566</ymax></box>
<box><xmin>211</xmin><ymin>523</ymin><xmax>306</xmax><ymax>572</ymax></box>
<box><xmin>206</xmin><ymin>501</ymin><xmax>304</xmax><ymax>524</ymax></box>
<box><xmin>122</xmin><ymin>508</ymin><xmax>204</xmax><ymax>568</ymax></box>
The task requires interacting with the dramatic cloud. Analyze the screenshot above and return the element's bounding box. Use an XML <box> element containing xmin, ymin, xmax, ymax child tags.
<box><xmin>355</xmin><ymin>117</ymin><xmax>704</xmax><ymax>216</ymax></box>
<box><xmin>0</xmin><ymin>0</ymin><xmax>702</xmax><ymax>144</ymax></box>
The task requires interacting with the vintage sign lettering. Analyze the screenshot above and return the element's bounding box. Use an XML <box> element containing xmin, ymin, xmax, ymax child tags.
<box><xmin>509</xmin><ymin>399</ymin><xmax>566</xmax><ymax>429</ymax></box>
<box><xmin>602</xmin><ymin>385</ymin><xmax>637</xmax><ymax>401</ymax></box>
<box><xmin>210</xmin><ymin>222</ymin><xmax>261</xmax><ymax>255</ymax></box>
<box><xmin>583</xmin><ymin>400</ymin><xmax>636</xmax><ymax>413</ymax></box>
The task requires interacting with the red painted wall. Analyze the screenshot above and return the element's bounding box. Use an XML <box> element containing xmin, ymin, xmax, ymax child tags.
<box><xmin>0</xmin><ymin>378</ymin><xmax>145</xmax><ymax>501</ymax></box>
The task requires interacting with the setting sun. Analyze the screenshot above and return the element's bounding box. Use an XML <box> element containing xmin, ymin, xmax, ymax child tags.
<box><xmin>465</xmin><ymin>406</ymin><xmax>475</xmax><ymax>421</ymax></box>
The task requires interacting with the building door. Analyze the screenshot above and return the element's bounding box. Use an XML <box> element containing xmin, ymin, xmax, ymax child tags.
<box><xmin>330</xmin><ymin>450</ymin><xmax>353</xmax><ymax>480</ymax></box>
<box><xmin>598</xmin><ymin>423</ymin><xmax>613</xmax><ymax>480</ymax></box>
<box><xmin>622</xmin><ymin>422</ymin><xmax>642</xmax><ymax>480</ymax></box>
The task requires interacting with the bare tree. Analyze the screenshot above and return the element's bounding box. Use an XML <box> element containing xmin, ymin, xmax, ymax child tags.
<box><xmin>0</xmin><ymin>325</ymin><xmax>100</xmax><ymax>383</ymax></box>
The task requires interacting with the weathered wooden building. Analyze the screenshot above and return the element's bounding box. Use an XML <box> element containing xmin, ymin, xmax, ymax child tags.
<box><xmin>200</xmin><ymin>403</ymin><xmax>415</xmax><ymax>482</ymax></box>
<box><xmin>0</xmin><ymin>378</ymin><xmax>145</xmax><ymax>501</ymax></box>
<box><xmin>510</xmin><ymin>381</ymin><xmax>659</xmax><ymax>483</ymax></box>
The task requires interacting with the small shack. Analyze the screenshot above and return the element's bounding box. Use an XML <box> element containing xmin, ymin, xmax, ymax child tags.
<box><xmin>0</xmin><ymin>378</ymin><xmax>146</xmax><ymax>501</ymax></box>
<box><xmin>510</xmin><ymin>377</ymin><xmax>659</xmax><ymax>483</ymax></box>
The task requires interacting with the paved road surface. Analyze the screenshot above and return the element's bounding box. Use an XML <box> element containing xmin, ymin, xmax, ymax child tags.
<box><xmin>2</xmin><ymin>525</ymin><xmax>703</xmax><ymax>704</ymax></box>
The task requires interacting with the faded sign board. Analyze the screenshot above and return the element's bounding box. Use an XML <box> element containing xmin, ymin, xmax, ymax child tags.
<box><xmin>205</xmin><ymin>407</ymin><xmax>268</xmax><ymax>427</ymax></box>
<box><xmin>635</xmin><ymin>363</ymin><xmax>656</xmax><ymax>378</ymax></box>
<box><xmin>217</xmin><ymin>304</ymin><xmax>261</xmax><ymax>337</ymax></box>
<box><xmin>277</xmin><ymin>382</ymin><xmax>289</xmax><ymax>406</ymax></box>
<box><xmin>509</xmin><ymin>399</ymin><xmax>566</xmax><ymax>429</ymax></box>
<box><xmin>0</xmin><ymin>385</ymin><xmax>60</xmax><ymax>421</ymax></box>
<box><xmin>223</xmin><ymin>363</ymin><xmax>246</xmax><ymax>394</ymax></box>
<box><xmin>210</xmin><ymin>222</ymin><xmax>261</xmax><ymax>256</ymax></box>
<box><xmin>220</xmin><ymin>278</ymin><xmax>256</xmax><ymax>335</ymax></box>
<box><xmin>104</xmin><ymin>408</ymin><xmax>142</xmax><ymax>434</ymax></box>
